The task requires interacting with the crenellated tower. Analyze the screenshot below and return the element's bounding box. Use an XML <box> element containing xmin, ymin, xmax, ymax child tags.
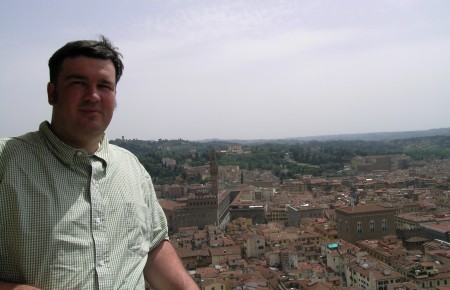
<box><xmin>209</xmin><ymin>149</ymin><xmax>219</xmax><ymax>196</ymax></box>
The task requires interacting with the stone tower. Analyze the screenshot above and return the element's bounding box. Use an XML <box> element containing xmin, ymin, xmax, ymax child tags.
<box><xmin>209</xmin><ymin>149</ymin><xmax>219</xmax><ymax>196</ymax></box>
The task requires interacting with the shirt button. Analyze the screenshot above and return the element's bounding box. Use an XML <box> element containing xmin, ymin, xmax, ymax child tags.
<box><xmin>99</xmin><ymin>260</ymin><xmax>106</xmax><ymax>267</ymax></box>
<box><xmin>95</xmin><ymin>217</ymin><xmax>101</xmax><ymax>224</ymax></box>
<box><xmin>76</xmin><ymin>151</ymin><xmax>83</xmax><ymax>156</ymax></box>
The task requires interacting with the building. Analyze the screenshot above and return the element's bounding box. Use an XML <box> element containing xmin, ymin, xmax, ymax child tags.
<box><xmin>280</xmin><ymin>179</ymin><xmax>308</xmax><ymax>192</ymax></box>
<box><xmin>209</xmin><ymin>245</ymin><xmax>242</xmax><ymax>267</ymax></box>
<box><xmin>161</xmin><ymin>157</ymin><xmax>176</xmax><ymax>168</ymax></box>
<box><xmin>161</xmin><ymin>189</ymin><xmax>233</xmax><ymax>233</ymax></box>
<box><xmin>228</xmin><ymin>189</ymin><xmax>266</xmax><ymax>224</ymax></box>
<box><xmin>423</xmin><ymin>222</ymin><xmax>450</xmax><ymax>242</ymax></box>
<box><xmin>325</xmin><ymin>240</ymin><xmax>368</xmax><ymax>277</ymax></box>
<box><xmin>266</xmin><ymin>206</ymin><xmax>288</xmax><ymax>226</ymax></box>
<box><xmin>345</xmin><ymin>260</ymin><xmax>407</xmax><ymax>290</ymax></box>
<box><xmin>356</xmin><ymin>236</ymin><xmax>408</xmax><ymax>266</ymax></box>
<box><xmin>227</xmin><ymin>144</ymin><xmax>244</xmax><ymax>154</ymax></box>
<box><xmin>396</xmin><ymin>212</ymin><xmax>437</xmax><ymax>230</ymax></box>
<box><xmin>407</xmin><ymin>261</ymin><xmax>450</xmax><ymax>290</ymax></box>
<box><xmin>351</xmin><ymin>155</ymin><xmax>411</xmax><ymax>172</ymax></box>
<box><xmin>160</xmin><ymin>150</ymin><xmax>233</xmax><ymax>233</ymax></box>
<box><xmin>335</xmin><ymin>205</ymin><xmax>396</xmax><ymax>243</ymax></box>
<box><xmin>244</xmin><ymin>233</ymin><xmax>266</xmax><ymax>259</ymax></box>
<box><xmin>287</xmin><ymin>204</ymin><xmax>327</xmax><ymax>227</ymax></box>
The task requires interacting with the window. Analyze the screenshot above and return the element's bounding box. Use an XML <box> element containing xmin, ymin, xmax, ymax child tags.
<box><xmin>370</xmin><ymin>220</ymin><xmax>375</xmax><ymax>232</ymax></box>
<box><xmin>357</xmin><ymin>221</ymin><xmax>363</xmax><ymax>234</ymax></box>
<box><xmin>382</xmin><ymin>219</ymin><xmax>387</xmax><ymax>231</ymax></box>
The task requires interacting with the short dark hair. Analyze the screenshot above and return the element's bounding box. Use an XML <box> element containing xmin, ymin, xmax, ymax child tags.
<box><xmin>48</xmin><ymin>35</ymin><xmax>124</xmax><ymax>84</ymax></box>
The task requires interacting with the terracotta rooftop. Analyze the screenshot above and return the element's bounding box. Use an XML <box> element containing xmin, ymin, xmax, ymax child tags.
<box><xmin>159</xmin><ymin>199</ymin><xmax>183</xmax><ymax>211</ymax></box>
<box><xmin>423</xmin><ymin>221</ymin><xmax>450</xmax><ymax>233</ymax></box>
<box><xmin>209</xmin><ymin>245</ymin><xmax>241</xmax><ymax>256</ymax></box>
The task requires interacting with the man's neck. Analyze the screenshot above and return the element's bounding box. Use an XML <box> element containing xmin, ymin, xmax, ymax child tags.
<box><xmin>49</xmin><ymin>124</ymin><xmax>103</xmax><ymax>154</ymax></box>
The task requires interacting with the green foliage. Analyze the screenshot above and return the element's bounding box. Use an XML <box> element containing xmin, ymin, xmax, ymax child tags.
<box><xmin>220</xmin><ymin>146</ymin><xmax>283</xmax><ymax>170</ymax></box>
<box><xmin>284</xmin><ymin>163</ymin><xmax>320</xmax><ymax>177</ymax></box>
<box><xmin>110</xmin><ymin>135</ymin><xmax>450</xmax><ymax>185</ymax></box>
<box><xmin>403</xmin><ymin>147</ymin><xmax>450</xmax><ymax>160</ymax></box>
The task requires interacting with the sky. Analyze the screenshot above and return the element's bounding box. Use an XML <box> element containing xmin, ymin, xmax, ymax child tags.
<box><xmin>1</xmin><ymin>0</ymin><xmax>449</xmax><ymax>141</ymax></box>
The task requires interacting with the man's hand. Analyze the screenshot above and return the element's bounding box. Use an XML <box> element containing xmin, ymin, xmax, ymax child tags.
<box><xmin>144</xmin><ymin>240</ymin><xmax>199</xmax><ymax>290</ymax></box>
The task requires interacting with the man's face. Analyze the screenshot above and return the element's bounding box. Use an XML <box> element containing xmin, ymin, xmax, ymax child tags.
<box><xmin>47</xmin><ymin>56</ymin><xmax>116</xmax><ymax>144</ymax></box>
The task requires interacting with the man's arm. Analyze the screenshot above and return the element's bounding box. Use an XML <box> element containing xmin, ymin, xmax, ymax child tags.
<box><xmin>0</xmin><ymin>282</ymin><xmax>40</xmax><ymax>290</ymax></box>
<box><xmin>143</xmin><ymin>240</ymin><xmax>199</xmax><ymax>290</ymax></box>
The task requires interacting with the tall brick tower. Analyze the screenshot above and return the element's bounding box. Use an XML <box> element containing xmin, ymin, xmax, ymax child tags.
<box><xmin>209</xmin><ymin>149</ymin><xmax>219</xmax><ymax>196</ymax></box>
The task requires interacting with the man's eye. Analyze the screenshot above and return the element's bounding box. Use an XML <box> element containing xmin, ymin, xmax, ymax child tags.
<box><xmin>99</xmin><ymin>84</ymin><xmax>114</xmax><ymax>90</ymax></box>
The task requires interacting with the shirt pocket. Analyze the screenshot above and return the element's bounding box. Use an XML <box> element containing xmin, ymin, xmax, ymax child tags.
<box><xmin>125</xmin><ymin>202</ymin><xmax>153</xmax><ymax>257</ymax></box>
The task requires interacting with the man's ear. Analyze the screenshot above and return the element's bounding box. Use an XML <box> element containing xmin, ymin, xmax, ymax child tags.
<box><xmin>47</xmin><ymin>82</ymin><xmax>57</xmax><ymax>105</ymax></box>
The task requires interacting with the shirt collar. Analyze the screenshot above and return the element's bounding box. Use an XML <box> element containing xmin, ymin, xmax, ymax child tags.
<box><xmin>39</xmin><ymin>121</ymin><xmax>110</xmax><ymax>167</ymax></box>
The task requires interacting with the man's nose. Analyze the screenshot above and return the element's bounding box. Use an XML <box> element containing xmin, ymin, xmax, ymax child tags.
<box><xmin>85</xmin><ymin>85</ymin><xmax>101</xmax><ymax>101</ymax></box>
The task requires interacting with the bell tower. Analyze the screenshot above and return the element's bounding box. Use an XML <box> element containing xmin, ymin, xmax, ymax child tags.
<box><xmin>209</xmin><ymin>149</ymin><xmax>219</xmax><ymax>196</ymax></box>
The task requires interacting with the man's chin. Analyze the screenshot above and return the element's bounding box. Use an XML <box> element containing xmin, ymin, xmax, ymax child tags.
<box><xmin>79</xmin><ymin>124</ymin><xmax>107</xmax><ymax>137</ymax></box>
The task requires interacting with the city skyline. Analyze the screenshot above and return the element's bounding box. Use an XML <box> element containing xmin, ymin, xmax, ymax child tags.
<box><xmin>1</xmin><ymin>0</ymin><xmax>449</xmax><ymax>141</ymax></box>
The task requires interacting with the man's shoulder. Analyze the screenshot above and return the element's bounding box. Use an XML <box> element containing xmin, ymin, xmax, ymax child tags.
<box><xmin>0</xmin><ymin>132</ymin><xmax>43</xmax><ymax>175</ymax></box>
<box><xmin>0</xmin><ymin>131</ymin><xmax>42</xmax><ymax>154</ymax></box>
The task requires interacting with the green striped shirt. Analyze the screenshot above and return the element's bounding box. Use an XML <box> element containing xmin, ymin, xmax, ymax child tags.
<box><xmin>0</xmin><ymin>122</ymin><xmax>168</xmax><ymax>290</ymax></box>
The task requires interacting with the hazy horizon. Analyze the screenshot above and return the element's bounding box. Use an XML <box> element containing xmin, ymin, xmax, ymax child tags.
<box><xmin>116</xmin><ymin>126</ymin><xmax>450</xmax><ymax>142</ymax></box>
<box><xmin>1</xmin><ymin>0</ymin><xmax>449</xmax><ymax>140</ymax></box>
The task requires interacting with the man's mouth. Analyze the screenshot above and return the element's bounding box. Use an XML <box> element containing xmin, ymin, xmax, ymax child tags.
<box><xmin>80</xmin><ymin>107</ymin><xmax>102</xmax><ymax>113</ymax></box>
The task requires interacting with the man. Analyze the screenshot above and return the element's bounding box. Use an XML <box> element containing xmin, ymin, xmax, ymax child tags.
<box><xmin>0</xmin><ymin>36</ymin><xmax>199</xmax><ymax>290</ymax></box>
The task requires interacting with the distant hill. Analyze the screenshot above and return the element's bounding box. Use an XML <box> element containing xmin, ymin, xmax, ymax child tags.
<box><xmin>198</xmin><ymin>127</ymin><xmax>450</xmax><ymax>144</ymax></box>
<box><xmin>290</xmin><ymin>128</ymin><xmax>450</xmax><ymax>142</ymax></box>
<box><xmin>113</xmin><ymin>128</ymin><xmax>450</xmax><ymax>183</ymax></box>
